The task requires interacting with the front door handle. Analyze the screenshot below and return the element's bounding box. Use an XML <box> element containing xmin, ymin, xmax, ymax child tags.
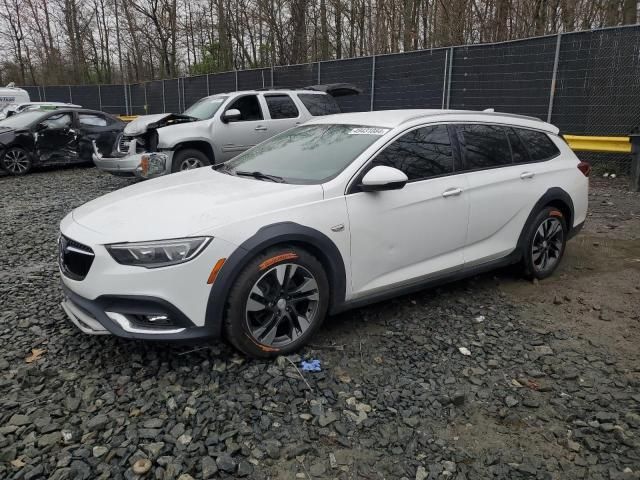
<box><xmin>520</xmin><ymin>171</ymin><xmax>535</xmax><ymax>179</ymax></box>
<box><xmin>442</xmin><ymin>187</ymin><xmax>463</xmax><ymax>198</ymax></box>
<box><xmin>254</xmin><ymin>126</ymin><xmax>267</xmax><ymax>131</ymax></box>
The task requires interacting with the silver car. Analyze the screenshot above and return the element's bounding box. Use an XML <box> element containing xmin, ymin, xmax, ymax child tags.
<box><xmin>93</xmin><ymin>84</ymin><xmax>359</xmax><ymax>179</ymax></box>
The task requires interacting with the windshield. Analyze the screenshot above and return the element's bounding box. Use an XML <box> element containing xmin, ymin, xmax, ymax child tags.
<box><xmin>0</xmin><ymin>110</ymin><xmax>48</xmax><ymax>129</ymax></box>
<box><xmin>224</xmin><ymin>124</ymin><xmax>389</xmax><ymax>184</ymax></box>
<box><xmin>183</xmin><ymin>96</ymin><xmax>228</xmax><ymax>120</ymax></box>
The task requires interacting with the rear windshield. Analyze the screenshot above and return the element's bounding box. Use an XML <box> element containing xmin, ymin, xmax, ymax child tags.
<box><xmin>298</xmin><ymin>94</ymin><xmax>341</xmax><ymax>116</ymax></box>
<box><xmin>223</xmin><ymin>124</ymin><xmax>388</xmax><ymax>184</ymax></box>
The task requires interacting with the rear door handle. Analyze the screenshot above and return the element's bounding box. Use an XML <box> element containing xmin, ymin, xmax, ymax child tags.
<box><xmin>520</xmin><ymin>171</ymin><xmax>535</xmax><ymax>179</ymax></box>
<box><xmin>254</xmin><ymin>126</ymin><xmax>267</xmax><ymax>131</ymax></box>
<box><xmin>442</xmin><ymin>187</ymin><xmax>463</xmax><ymax>198</ymax></box>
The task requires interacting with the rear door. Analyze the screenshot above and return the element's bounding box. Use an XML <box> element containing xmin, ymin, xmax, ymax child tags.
<box><xmin>34</xmin><ymin>111</ymin><xmax>78</xmax><ymax>164</ymax></box>
<box><xmin>456</xmin><ymin>124</ymin><xmax>544</xmax><ymax>265</ymax></box>
<box><xmin>77</xmin><ymin>112</ymin><xmax>122</xmax><ymax>161</ymax></box>
<box><xmin>263</xmin><ymin>94</ymin><xmax>302</xmax><ymax>135</ymax></box>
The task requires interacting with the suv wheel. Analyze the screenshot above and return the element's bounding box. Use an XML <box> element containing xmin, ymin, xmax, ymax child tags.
<box><xmin>1</xmin><ymin>147</ymin><xmax>32</xmax><ymax>175</ymax></box>
<box><xmin>223</xmin><ymin>246</ymin><xmax>329</xmax><ymax>358</ymax></box>
<box><xmin>171</xmin><ymin>149</ymin><xmax>210</xmax><ymax>173</ymax></box>
<box><xmin>522</xmin><ymin>206</ymin><xmax>568</xmax><ymax>280</ymax></box>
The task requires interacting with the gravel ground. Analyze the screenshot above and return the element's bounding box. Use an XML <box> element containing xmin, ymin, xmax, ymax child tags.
<box><xmin>1</xmin><ymin>167</ymin><xmax>639</xmax><ymax>480</ymax></box>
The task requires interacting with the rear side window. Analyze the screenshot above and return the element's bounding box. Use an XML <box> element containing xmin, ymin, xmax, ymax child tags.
<box><xmin>79</xmin><ymin>113</ymin><xmax>108</xmax><ymax>127</ymax></box>
<box><xmin>456</xmin><ymin>124</ymin><xmax>511</xmax><ymax>170</ymax></box>
<box><xmin>298</xmin><ymin>94</ymin><xmax>340</xmax><ymax>116</ymax></box>
<box><xmin>506</xmin><ymin>128</ymin><xmax>530</xmax><ymax>163</ymax></box>
<box><xmin>515</xmin><ymin>128</ymin><xmax>560</xmax><ymax>161</ymax></box>
<box><xmin>265</xmin><ymin>95</ymin><xmax>299</xmax><ymax>119</ymax></box>
<box><xmin>372</xmin><ymin>125</ymin><xmax>454</xmax><ymax>181</ymax></box>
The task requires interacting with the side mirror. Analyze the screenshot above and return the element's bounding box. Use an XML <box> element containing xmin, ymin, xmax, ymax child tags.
<box><xmin>222</xmin><ymin>108</ymin><xmax>241</xmax><ymax>123</ymax></box>
<box><xmin>359</xmin><ymin>165</ymin><xmax>408</xmax><ymax>192</ymax></box>
<box><xmin>34</xmin><ymin>123</ymin><xmax>48</xmax><ymax>132</ymax></box>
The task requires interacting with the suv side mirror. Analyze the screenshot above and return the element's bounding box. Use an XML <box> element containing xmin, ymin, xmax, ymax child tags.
<box><xmin>359</xmin><ymin>166</ymin><xmax>408</xmax><ymax>192</ymax></box>
<box><xmin>34</xmin><ymin>122</ymin><xmax>48</xmax><ymax>132</ymax></box>
<box><xmin>222</xmin><ymin>109</ymin><xmax>241</xmax><ymax>123</ymax></box>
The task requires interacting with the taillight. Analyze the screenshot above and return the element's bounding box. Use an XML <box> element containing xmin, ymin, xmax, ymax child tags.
<box><xmin>577</xmin><ymin>161</ymin><xmax>591</xmax><ymax>177</ymax></box>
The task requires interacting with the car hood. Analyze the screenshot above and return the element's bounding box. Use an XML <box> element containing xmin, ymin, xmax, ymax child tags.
<box><xmin>124</xmin><ymin>113</ymin><xmax>197</xmax><ymax>136</ymax></box>
<box><xmin>70</xmin><ymin>169</ymin><xmax>324</xmax><ymax>243</ymax></box>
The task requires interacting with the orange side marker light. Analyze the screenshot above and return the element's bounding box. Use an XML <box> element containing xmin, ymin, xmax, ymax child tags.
<box><xmin>207</xmin><ymin>258</ymin><xmax>226</xmax><ymax>284</ymax></box>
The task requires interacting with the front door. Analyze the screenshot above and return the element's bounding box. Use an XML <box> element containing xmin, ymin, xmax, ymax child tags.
<box><xmin>346</xmin><ymin>124</ymin><xmax>469</xmax><ymax>297</ymax></box>
<box><xmin>34</xmin><ymin>112</ymin><xmax>78</xmax><ymax>164</ymax></box>
<box><xmin>217</xmin><ymin>94</ymin><xmax>271</xmax><ymax>161</ymax></box>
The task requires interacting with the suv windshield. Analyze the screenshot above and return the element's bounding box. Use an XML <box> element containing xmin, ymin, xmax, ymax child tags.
<box><xmin>223</xmin><ymin>124</ymin><xmax>389</xmax><ymax>184</ymax></box>
<box><xmin>0</xmin><ymin>110</ymin><xmax>49</xmax><ymax>129</ymax></box>
<box><xmin>183</xmin><ymin>96</ymin><xmax>228</xmax><ymax>120</ymax></box>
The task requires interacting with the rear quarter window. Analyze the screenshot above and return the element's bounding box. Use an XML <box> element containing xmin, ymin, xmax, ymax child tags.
<box><xmin>298</xmin><ymin>94</ymin><xmax>341</xmax><ymax>116</ymax></box>
<box><xmin>515</xmin><ymin>128</ymin><xmax>561</xmax><ymax>161</ymax></box>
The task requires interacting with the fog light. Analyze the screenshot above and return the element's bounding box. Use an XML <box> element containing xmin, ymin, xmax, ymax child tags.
<box><xmin>139</xmin><ymin>314</ymin><xmax>172</xmax><ymax>326</ymax></box>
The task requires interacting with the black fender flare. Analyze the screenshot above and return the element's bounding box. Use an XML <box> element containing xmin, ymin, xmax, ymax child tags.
<box><xmin>204</xmin><ymin>222</ymin><xmax>347</xmax><ymax>336</ymax></box>
<box><xmin>515</xmin><ymin>187</ymin><xmax>575</xmax><ymax>257</ymax></box>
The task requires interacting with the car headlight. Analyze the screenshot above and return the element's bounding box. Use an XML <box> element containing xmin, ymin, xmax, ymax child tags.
<box><xmin>105</xmin><ymin>237</ymin><xmax>211</xmax><ymax>268</ymax></box>
<box><xmin>136</xmin><ymin>152</ymin><xmax>167</xmax><ymax>178</ymax></box>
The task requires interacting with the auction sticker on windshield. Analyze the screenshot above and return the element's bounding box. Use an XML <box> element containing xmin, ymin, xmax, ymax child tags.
<box><xmin>349</xmin><ymin>127</ymin><xmax>390</xmax><ymax>135</ymax></box>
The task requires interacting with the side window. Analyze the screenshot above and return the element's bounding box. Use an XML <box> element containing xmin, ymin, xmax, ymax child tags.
<box><xmin>457</xmin><ymin>124</ymin><xmax>512</xmax><ymax>170</ymax></box>
<box><xmin>371</xmin><ymin>125</ymin><xmax>454</xmax><ymax>181</ymax></box>
<box><xmin>79</xmin><ymin>113</ymin><xmax>108</xmax><ymax>127</ymax></box>
<box><xmin>41</xmin><ymin>113</ymin><xmax>72</xmax><ymax>129</ymax></box>
<box><xmin>265</xmin><ymin>95</ymin><xmax>299</xmax><ymax>119</ymax></box>
<box><xmin>506</xmin><ymin>128</ymin><xmax>530</xmax><ymax>164</ymax></box>
<box><xmin>226</xmin><ymin>95</ymin><xmax>263</xmax><ymax>121</ymax></box>
<box><xmin>515</xmin><ymin>128</ymin><xmax>561</xmax><ymax>161</ymax></box>
<box><xmin>298</xmin><ymin>93</ymin><xmax>341</xmax><ymax>116</ymax></box>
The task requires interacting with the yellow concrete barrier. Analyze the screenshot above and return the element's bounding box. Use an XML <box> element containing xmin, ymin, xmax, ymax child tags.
<box><xmin>118</xmin><ymin>115</ymin><xmax>139</xmax><ymax>122</ymax></box>
<box><xmin>563</xmin><ymin>135</ymin><xmax>631</xmax><ymax>153</ymax></box>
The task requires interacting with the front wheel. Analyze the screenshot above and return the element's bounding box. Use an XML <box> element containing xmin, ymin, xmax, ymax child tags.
<box><xmin>223</xmin><ymin>246</ymin><xmax>329</xmax><ymax>358</ymax></box>
<box><xmin>1</xmin><ymin>147</ymin><xmax>32</xmax><ymax>175</ymax></box>
<box><xmin>171</xmin><ymin>148</ymin><xmax>211</xmax><ymax>173</ymax></box>
<box><xmin>522</xmin><ymin>206</ymin><xmax>568</xmax><ymax>280</ymax></box>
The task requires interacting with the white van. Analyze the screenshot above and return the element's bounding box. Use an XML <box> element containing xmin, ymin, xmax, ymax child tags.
<box><xmin>0</xmin><ymin>83</ymin><xmax>30</xmax><ymax>111</ymax></box>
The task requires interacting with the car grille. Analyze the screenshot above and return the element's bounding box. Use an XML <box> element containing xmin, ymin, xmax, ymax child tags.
<box><xmin>59</xmin><ymin>236</ymin><xmax>95</xmax><ymax>281</ymax></box>
<box><xmin>117</xmin><ymin>134</ymin><xmax>132</xmax><ymax>153</ymax></box>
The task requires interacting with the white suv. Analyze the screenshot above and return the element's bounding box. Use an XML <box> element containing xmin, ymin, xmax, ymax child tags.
<box><xmin>59</xmin><ymin>109</ymin><xmax>589</xmax><ymax>357</ymax></box>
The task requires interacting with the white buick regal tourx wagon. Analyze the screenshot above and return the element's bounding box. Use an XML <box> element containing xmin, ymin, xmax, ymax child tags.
<box><xmin>59</xmin><ymin>110</ymin><xmax>589</xmax><ymax>357</ymax></box>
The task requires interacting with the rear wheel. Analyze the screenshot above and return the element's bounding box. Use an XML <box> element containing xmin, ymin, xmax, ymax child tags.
<box><xmin>223</xmin><ymin>246</ymin><xmax>329</xmax><ymax>358</ymax></box>
<box><xmin>1</xmin><ymin>147</ymin><xmax>32</xmax><ymax>175</ymax></box>
<box><xmin>522</xmin><ymin>206</ymin><xmax>567</xmax><ymax>279</ymax></box>
<box><xmin>171</xmin><ymin>148</ymin><xmax>210</xmax><ymax>173</ymax></box>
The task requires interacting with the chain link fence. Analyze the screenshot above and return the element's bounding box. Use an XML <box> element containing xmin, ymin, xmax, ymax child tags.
<box><xmin>21</xmin><ymin>24</ymin><xmax>640</xmax><ymax>173</ymax></box>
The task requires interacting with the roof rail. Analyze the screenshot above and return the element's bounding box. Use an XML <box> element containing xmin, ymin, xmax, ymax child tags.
<box><xmin>398</xmin><ymin>109</ymin><xmax>545</xmax><ymax>125</ymax></box>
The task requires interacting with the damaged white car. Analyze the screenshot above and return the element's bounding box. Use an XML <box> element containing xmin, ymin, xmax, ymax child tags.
<box><xmin>93</xmin><ymin>84</ymin><xmax>360</xmax><ymax>179</ymax></box>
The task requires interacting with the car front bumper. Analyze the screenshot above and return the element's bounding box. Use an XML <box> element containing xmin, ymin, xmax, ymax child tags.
<box><xmin>61</xmin><ymin>284</ymin><xmax>218</xmax><ymax>340</ymax></box>
<box><xmin>58</xmin><ymin>220</ymin><xmax>240</xmax><ymax>341</ymax></box>
<box><xmin>92</xmin><ymin>146</ymin><xmax>173</xmax><ymax>179</ymax></box>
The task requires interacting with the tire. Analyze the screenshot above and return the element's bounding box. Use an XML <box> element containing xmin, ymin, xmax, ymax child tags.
<box><xmin>223</xmin><ymin>246</ymin><xmax>330</xmax><ymax>358</ymax></box>
<box><xmin>522</xmin><ymin>206</ymin><xmax>568</xmax><ymax>280</ymax></box>
<box><xmin>171</xmin><ymin>148</ymin><xmax>211</xmax><ymax>173</ymax></box>
<box><xmin>1</xmin><ymin>147</ymin><xmax>32</xmax><ymax>175</ymax></box>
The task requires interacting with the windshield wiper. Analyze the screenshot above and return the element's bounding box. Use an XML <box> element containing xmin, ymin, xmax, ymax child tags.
<box><xmin>235</xmin><ymin>170</ymin><xmax>286</xmax><ymax>183</ymax></box>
